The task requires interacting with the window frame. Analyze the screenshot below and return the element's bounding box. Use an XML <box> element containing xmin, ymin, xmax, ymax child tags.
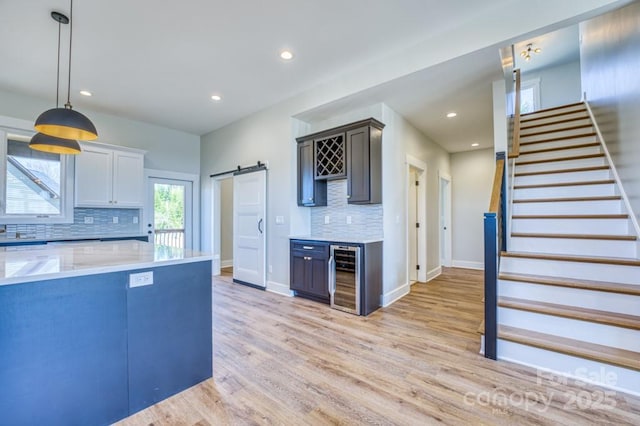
<box><xmin>520</xmin><ymin>77</ymin><xmax>541</xmax><ymax>113</ymax></box>
<box><xmin>0</xmin><ymin>117</ymin><xmax>75</xmax><ymax>224</ymax></box>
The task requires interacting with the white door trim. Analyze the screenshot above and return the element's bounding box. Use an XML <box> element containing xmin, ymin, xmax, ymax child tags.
<box><xmin>405</xmin><ymin>155</ymin><xmax>427</xmax><ymax>283</ymax></box>
<box><xmin>144</xmin><ymin>168</ymin><xmax>200</xmax><ymax>250</ymax></box>
<box><xmin>439</xmin><ymin>172</ymin><xmax>452</xmax><ymax>267</ymax></box>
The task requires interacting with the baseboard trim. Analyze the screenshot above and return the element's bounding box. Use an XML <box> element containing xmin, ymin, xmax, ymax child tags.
<box><xmin>220</xmin><ymin>259</ymin><xmax>233</xmax><ymax>268</ymax></box>
<box><xmin>452</xmin><ymin>260</ymin><xmax>484</xmax><ymax>270</ymax></box>
<box><xmin>382</xmin><ymin>282</ymin><xmax>410</xmax><ymax>307</ymax></box>
<box><xmin>426</xmin><ymin>266</ymin><xmax>442</xmax><ymax>282</ymax></box>
<box><xmin>266</xmin><ymin>280</ymin><xmax>294</xmax><ymax>297</ymax></box>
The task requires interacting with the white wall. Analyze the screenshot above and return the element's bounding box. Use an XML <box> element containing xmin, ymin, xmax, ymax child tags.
<box><xmin>580</xmin><ymin>1</ymin><xmax>640</xmax><ymax>229</ymax></box>
<box><xmin>0</xmin><ymin>89</ymin><xmax>201</xmax><ymax>174</ymax></box>
<box><xmin>451</xmin><ymin>148</ymin><xmax>495</xmax><ymax>269</ymax></box>
<box><xmin>521</xmin><ymin>61</ymin><xmax>582</xmax><ymax>110</ymax></box>
<box><xmin>220</xmin><ymin>177</ymin><xmax>233</xmax><ymax>266</ymax></box>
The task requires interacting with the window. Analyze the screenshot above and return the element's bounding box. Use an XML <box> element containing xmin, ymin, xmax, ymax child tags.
<box><xmin>519</xmin><ymin>78</ymin><xmax>541</xmax><ymax>114</ymax></box>
<box><xmin>0</xmin><ymin>129</ymin><xmax>74</xmax><ymax>223</ymax></box>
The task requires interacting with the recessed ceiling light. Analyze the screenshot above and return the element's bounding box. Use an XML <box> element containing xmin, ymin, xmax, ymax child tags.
<box><xmin>79</xmin><ymin>90</ymin><xmax>92</xmax><ymax>97</ymax></box>
<box><xmin>211</xmin><ymin>95</ymin><xmax>222</xmax><ymax>101</ymax></box>
<box><xmin>471</xmin><ymin>143</ymin><xmax>480</xmax><ymax>147</ymax></box>
<box><xmin>280</xmin><ymin>50</ymin><xmax>294</xmax><ymax>60</ymax></box>
<box><xmin>446</xmin><ymin>112</ymin><xmax>457</xmax><ymax>118</ymax></box>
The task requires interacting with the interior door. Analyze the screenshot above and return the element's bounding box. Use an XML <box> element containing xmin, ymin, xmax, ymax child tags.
<box><xmin>147</xmin><ymin>178</ymin><xmax>193</xmax><ymax>249</ymax></box>
<box><xmin>233</xmin><ymin>169</ymin><xmax>266</xmax><ymax>288</ymax></box>
<box><xmin>408</xmin><ymin>168</ymin><xmax>418</xmax><ymax>283</ymax></box>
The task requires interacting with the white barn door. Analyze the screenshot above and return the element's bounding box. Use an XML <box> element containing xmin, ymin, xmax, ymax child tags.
<box><xmin>232</xmin><ymin>169</ymin><xmax>266</xmax><ymax>288</ymax></box>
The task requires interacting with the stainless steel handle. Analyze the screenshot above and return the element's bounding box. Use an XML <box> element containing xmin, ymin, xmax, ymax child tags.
<box><xmin>302</xmin><ymin>246</ymin><xmax>314</xmax><ymax>250</ymax></box>
<box><xmin>257</xmin><ymin>218</ymin><xmax>263</xmax><ymax>234</ymax></box>
<box><xmin>328</xmin><ymin>255</ymin><xmax>335</xmax><ymax>300</ymax></box>
<box><xmin>304</xmin><ymin>256</ymin><xmax>312</xmax><ymax>260</ymax></box>
<box><xmin>346</xmin><ymin>194</ymin><xmax>351</xmax><ymax>199</ymax></box>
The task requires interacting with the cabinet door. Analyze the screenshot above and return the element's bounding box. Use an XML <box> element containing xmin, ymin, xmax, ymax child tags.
<box><xmin>75</xmin><ymin>146</ymin><xmax>113</xmax><ymax>207</ymax></box>
<box><xmin>307</xmin><ymin>256</ymin><xmax>329</xmax><ymax>298</ymax></box>
<box><xmin>113</xmin><ymin>151</ymin><xmax>144</xmax><ymax>207</ymax></box>
<box><xmin>297</xmin><ymin>140</ymin><xmax>326</xmax><ymax>206</ymax></box>
<box><xmin>290</xmin><ymin>251</ymin><xmax>308</xmax><ymax>292</ymax></box>
<box><xmin>346</xmin><ymin>126</ymin><xmax>370</xmax><ymax>203</ymax></box>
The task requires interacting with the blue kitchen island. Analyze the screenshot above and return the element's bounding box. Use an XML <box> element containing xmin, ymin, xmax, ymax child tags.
<box><xmin>0</xmin><ymin>240</ymin><xmax>213</xmax><ymax>426</ymax></box>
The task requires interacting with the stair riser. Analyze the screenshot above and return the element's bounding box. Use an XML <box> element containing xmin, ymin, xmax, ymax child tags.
<box><xmin>511</xmin><ymin>218</ymin><xmax>630</xmax><ymax>235</ymax></box>
<box><xmin>497</xmin><ymin>340</ymin><xmax>640</xmax><ymax>396</ymax></box>
<box><xmin>499</xmin><ymin>308</ymin><xmax>640</xmax><ymax>352</ymax></box>
<box><xmin>521</xmin><ymin>111</ymin><xmax>590</xmax><ymax>127</ymax></box>
<box><xmin>514</xmin><ymin>169</ymin><xmax>611</xmax><ymax>186</ymax></box>
<box><xmin>498</xmin><ymin>280</ymin><xmax>640</xmax><ymax>315</ymax></box>
<box><xmin>500</xmin><ymin>256</ymin><xmax>640</xmax><ymax>285</ymax></box>
<box><xmin>516</xmin><ymin>157</ymin><xmax>607</xmax><ymax>174</ymax></box>
<box><xmin>520</xmin><ymin>135</ymin><xmax>598</xmax><ymax>152</ymax></box>
<box><xmin>522</xmin><ymin>105</ymin><xmax>586</xmax><ymax>121</ymax></box>
<box><xmin>520</xmin><ymin>128</ymin><xmax>594</xmax><ymax>143</ymax></box>
<box><xmin>512</xmin><ymin>200</ymin><xmax>622</xmax><ymax>216</ymax></box>
<box><xmin>516</xmin><ymin>146</ymin><xmax>601</xmax><ymax>163</ymax></box>
<box><xmin>521</xmin><ymin>118</ymin><xmax>593</xmax><ymax>135</ymax></box>
<box><xmin>513</xmin><ymin>183</ymin><xmax>616</xmax><ymax>200</ymax></box>
<box><xmin>509</xmin><ymin>237</ymin><xmax>637</xmax><ymax>258</ymax></box>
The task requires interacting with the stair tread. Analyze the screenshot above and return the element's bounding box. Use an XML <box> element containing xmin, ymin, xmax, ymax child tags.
<box><xmin>515</xmin><ymin>165</ymin><xmax>609</xmax><ymax>177</ymax></box>
<box><xmin>521</xmin><ymin>116</ymin><xmax>590</xmax><ymax>131</ymax></box>
<box><xmin>499</xmin><ymin>272</ymin><xmax>640</xmax><ymax>296</ymax></box>
<box><xmin>517</xmin><ymin>153</ymin><xmax>604</xmax><ymax>166</ymax></box>
<box><xmin>512</xmin><ymin>214</ymin><xmax>628</xmax><ymax>219</ymax></box>
<box><xmin>499</xmin><ymin>296</ymin><xmax>640</xmax><ymax>330</ymax></box>
<box><xmin>514</xmin><ymin>179</ymin><xmax>615</xmax><ymax>189</ymax></box>
<box><xmin>498</xmin><ymin>325</ymin><xmax>640</xmax><ymax>371</ymax></box>
<box><xmin>501</xmin><ymin>251</ymin><xmax>640</xmax><ymax>267</ymax></box>
<box><xmin>513</xmin><ymin>195</ymin><xmax>621</xmax><ymax>203</ymax></box>
<box><xmin>511</xmin><ymin>232</ymin><xmax>637</xmax><ymax>241</ymax></box>
<box><xmin>519</xmin><ymin>142</ymin><xmax>600</xmax><ymax>155</ymax></box>
<box><xmin>520</xmin><ymin>124</ymin><xmax>593</xmax><ymax>138</ymax></box>
<box><xmin>519</xmin><ymin>133</ymin><xmax>597</xmax><ymax>146</ymax></box>
<box><xmin>521</xmin><ymin>102</ymin><xmax>586</xmax><ymax>119</ymax></box>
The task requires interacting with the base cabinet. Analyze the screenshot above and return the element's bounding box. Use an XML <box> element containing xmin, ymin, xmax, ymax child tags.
<box><xmin>290</xmin><ymin>241</ymin><xmax>329</xmax><ymax>301</ymax></box>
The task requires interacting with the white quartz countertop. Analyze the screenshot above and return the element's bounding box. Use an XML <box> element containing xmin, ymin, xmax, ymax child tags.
<box><xmin>0</xmin><ymin>240</ymin><xmax>212</xmax><ymax>286</ymax></box>
<box><xmin>289</xmin><ymin>235</ymin><xmax>383</xmax><ymax>244</ymax></box>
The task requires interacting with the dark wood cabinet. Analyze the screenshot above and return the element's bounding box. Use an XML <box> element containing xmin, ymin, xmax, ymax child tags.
<box><xmin>346</xmin><ymin>125</ymin><xmax>382</xmax><ymax>204</ymax></box>
<box><xmin>297</xmin><ymin>140</ymin><xmax>327</xmax><ymax>207</ymax></box>
<box><xmin>296</xmin><ymin>118</ymin><xmax>384</xmax><ymax>206</ymax></box>
<box><xmin>290</xmin><ymin>240</ymin><xmax>329</xmax><ymax>302</ymax></box>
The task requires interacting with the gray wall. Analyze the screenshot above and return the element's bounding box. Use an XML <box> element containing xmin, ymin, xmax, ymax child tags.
<box><xmin>450</xmin><ymin>148</ymin><xmax>495</xmax><ymax>268</ymax></box>
<box><xmin>0</xmin><ymin>89</ymin><xmax>201</xmax><ymax>174</ymax></box>
<box><xmin>522</xmin><ymin>60</ymin><xmax>583</xmax><ymax>110</ymax></box>
<box><xmin>580</xmin><ymin>1</ymin><xmax>640</xmax><ymax>226</ymax></box>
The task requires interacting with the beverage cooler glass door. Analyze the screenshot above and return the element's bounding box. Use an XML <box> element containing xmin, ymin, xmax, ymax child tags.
<box><xmin>329</xmin><ymin>245</ymin><xmax>360</xmax><ymax>315</ymax></box>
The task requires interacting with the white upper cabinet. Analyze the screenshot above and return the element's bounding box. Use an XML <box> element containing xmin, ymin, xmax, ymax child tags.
<box><xmin>75</xmin><ymin>143</ymin><xmax>145</xmax><ymax>208</ymax></box>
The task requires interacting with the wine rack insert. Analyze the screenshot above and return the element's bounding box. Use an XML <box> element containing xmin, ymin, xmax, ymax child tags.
<box><xmin>314</xmin><ymin>133</ymin><xmax>346</xmax><ymax>179</ymax></box>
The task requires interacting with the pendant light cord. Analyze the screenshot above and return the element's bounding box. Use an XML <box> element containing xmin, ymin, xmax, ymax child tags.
<box><xmin>56</xmin><ymin>19</ymin><xmax>61</xmax><ymax>108</ymax></box>
<box><xmin>65</xmin><ymin>0</ymin><xmax>73</xmax><ymax>109</ymax></box>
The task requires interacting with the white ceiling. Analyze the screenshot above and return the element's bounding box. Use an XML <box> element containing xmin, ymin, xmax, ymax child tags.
<box><xmin>0</xmin><ymin>1</ymin><xmax>584</xmax><ymax>152</ymax></box>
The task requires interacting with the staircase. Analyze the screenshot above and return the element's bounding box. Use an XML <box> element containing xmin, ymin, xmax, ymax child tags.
<box><xmin>497</xmin><ymin>102</ymin><xmax>640</xmax><ymax>395</ymax></box>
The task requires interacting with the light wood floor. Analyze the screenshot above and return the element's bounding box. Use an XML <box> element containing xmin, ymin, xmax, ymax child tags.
<box><xmin>116</xmin><ymin>268</ymin><xmax>640</xmax><ymax>425</ymax></box>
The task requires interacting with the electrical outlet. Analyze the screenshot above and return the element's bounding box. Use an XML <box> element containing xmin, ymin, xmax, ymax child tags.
<box><xmin>269</xmin><ymin>265</ymin><xmax>273</xmax><ymax>273</ymax></box>
<box><xmin>84</xmin><ymin>216</ymin><xmax>94</xmax><ymax>224</ymax></box>
<box><xmin>112</xmin><ymin>217</ymin><xmax>119</xmax><ymax>224</ymax></box>
<box><xmin>133</xmin><ymin>216</ymin><xmax>139</xmax><ymax>224</ymax></box>
<box><xmin>129</xmin><ymin>271</ymin><xmax>153</xmax><ymax>288</ymax></box>
<box><xmin>275</xmin><ymin>215</ymin><xmax>284</xmax><ymax>224</ymax></box>
<box><xmin>346</xmin><ymin>216</ymin><xmax>352</xmax><ymax>224</ymax></box>
<box><xmin>324</xmin><ymin>215</ymin><xmax>331</xmax><ymax>224</ymax></box>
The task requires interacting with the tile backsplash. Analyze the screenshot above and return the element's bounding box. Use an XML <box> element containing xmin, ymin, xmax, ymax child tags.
<box><xmin>310</xmin><ymin>180</ymin><xmax>383</xmax><ymax>239</ymax></box>
<box><xmin>2</xmin><ymin>208</ymin><xmax>141</xmax><ymax>240</ymax></box>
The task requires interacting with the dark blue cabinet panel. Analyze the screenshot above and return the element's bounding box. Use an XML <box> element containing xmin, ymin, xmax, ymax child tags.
<box><xmin>0</xmin><ymin>273</ymin><xmax>129</xmax><ymax>426</ymax></box>
<box><xmin>127</xmin><ymin>262</ymin><xmax>213</xmax><ymax>414</ymax></box>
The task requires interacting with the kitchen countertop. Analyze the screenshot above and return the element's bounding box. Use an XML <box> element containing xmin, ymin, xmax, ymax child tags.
<box><xmin>0</xmin><ymin>240</ymin><xmax>212</xmax><ymax>286</ymax></box>
<box><xmin>289</xmin><ymin>235</ymin><xmax>383</xmax><ymax>244</ymax></box>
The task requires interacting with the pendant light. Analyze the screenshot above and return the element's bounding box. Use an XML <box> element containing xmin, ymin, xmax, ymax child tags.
<box><xmin>33</xmin><ymin>0</ymin><xmax>97</xmax><ymax>144</ymax></box>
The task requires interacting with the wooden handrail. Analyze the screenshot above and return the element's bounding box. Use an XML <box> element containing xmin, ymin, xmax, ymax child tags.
<box><xmin>510</xmin><ymin>68</ymin><xmax>522</xmax><ymax>158</ymax></box>
<box><xmin>488</xmin><ymin>158</ymin><xmax>505</xmax><ymax>213</ymax></box>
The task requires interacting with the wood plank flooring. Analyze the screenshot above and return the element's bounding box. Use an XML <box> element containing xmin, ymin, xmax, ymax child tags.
<box><xmin>115</xmin><ymin>268</ymin><xmax>640</xmax><ymax>425</ymax></box>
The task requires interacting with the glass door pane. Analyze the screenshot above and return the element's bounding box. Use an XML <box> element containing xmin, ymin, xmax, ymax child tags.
<box><xmin>153</xmin><ymin>183</ymin><xmax>185</xmax><ymax>248</ymax></box>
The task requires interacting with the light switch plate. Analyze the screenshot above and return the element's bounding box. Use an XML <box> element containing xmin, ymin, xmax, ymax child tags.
<box><xmin>324</xmin><ymin>215</ymin><xmax>331</xmax><ymax>224</ymax></box>
<box><xmin>129</xmin><ymin>271</ymin><xmax>154</xmax><ymax>288</ymax></box>
<box><xmin>346</xmin><ymin>216</ymin><xmax>352</xmax><ymax>224</ymax></box>
<box><xmin>84</xmin><ymin>216</ymin><xmax>94</xmax><ymax>224</ymax></box>
<box><xmin>275</xmin><ymin>215</ymin><xmax>284</xmax><ymax>224</ymax></box>
<box><xmin>112</xmin><ymin>217</ymin><xmax>119</xmax><ymax>224</ymax></box>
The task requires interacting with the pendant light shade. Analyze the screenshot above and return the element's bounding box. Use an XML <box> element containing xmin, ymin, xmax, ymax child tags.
<box><xmin>29</xmin><ymin>133</ymin><xmax>82</xmax><ymax>155</ymax></box>
<box><xmin>32</xmin><ymin>0</ymin><xmax>97</xmax><ymax>153</ymax></box>
<box><xmin>35</xmin><ymin>107</ymin><xmax>98</xmax><ymax>141</ymax></box>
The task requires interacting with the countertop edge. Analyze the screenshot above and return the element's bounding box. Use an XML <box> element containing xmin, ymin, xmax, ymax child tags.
<box><xmin>289</xmin><ymin>235</ymin><xmax>383</xmax><ymax>244</ymax></box>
